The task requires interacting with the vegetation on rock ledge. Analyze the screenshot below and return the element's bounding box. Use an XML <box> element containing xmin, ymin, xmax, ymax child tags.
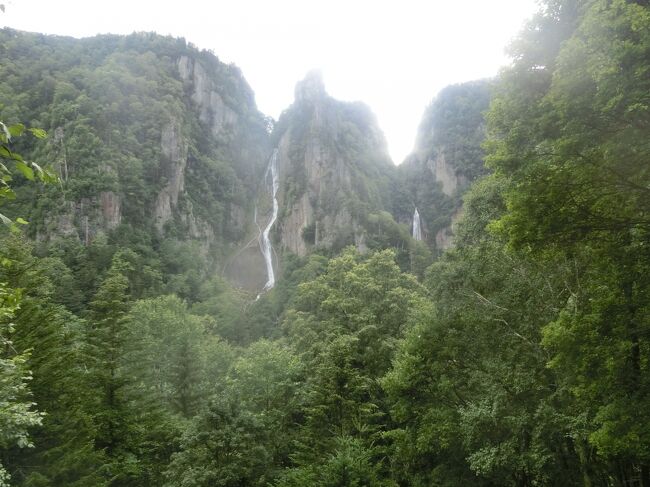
<box><xmin>0</xmin><ymin>0</ymin><xmax>649</xmax><ymax>485</ymax></box>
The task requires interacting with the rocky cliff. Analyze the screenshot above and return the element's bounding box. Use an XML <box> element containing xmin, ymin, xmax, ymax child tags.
<box><xmin>2</xmin><ymin>30</ymin><xmax>270</xmax><ymax>264</ymax></box>
<box><xmin>396</xmin><ymin>80</ymin><xmax>491</xmax><ymax>250</ymax></box>
<box><xmin>269</xmin><ymin>71</ymin><xmax>397</xmax><ymax>257</ymax></box>
<box><xmin>2</xmin><ymin>28</ymin><xmax>493</xmax><ymax>297</ymax></box>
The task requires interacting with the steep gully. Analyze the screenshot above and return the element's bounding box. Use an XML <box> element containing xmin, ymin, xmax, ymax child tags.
<box><xmin>256</xmin><ymin>153</ymin><xmax>423</xmax><ymax>296</ymax></box>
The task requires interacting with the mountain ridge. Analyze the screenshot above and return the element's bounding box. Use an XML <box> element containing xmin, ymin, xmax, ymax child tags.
<box><xmin>0</xmin><ymin>27</ymin><xmax>488</xmax><ymax>295</ymax></box>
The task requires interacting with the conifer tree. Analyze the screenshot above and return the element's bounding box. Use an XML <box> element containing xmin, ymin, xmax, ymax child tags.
<box><xmin>85</xmin><ymin>254</ymin><xmax>139</xmax><ymax>483</ymax></box>
<box><xmin>0</xmin><ymin>237</ymin><xmax>105</xmax><ymax>486</ymax></box>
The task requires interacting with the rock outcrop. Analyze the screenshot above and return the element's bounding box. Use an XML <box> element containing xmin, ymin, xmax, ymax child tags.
<box><xmin>397</xmin><ymin>80</ymin><xmax>491</xmax><ymax>250</ymax></box>
<box><xmin>269</xmin><ymin>71</ymin><xmax>395</xmax><ymax>256</ymax></box>
<box><xmin>178</xmin><ymin>55</ymin><xmax>239</xmax><ymax>141</ymax></box>
<box><xmin>435</xmin><ymin>206</ymin><xmax>464</xmax><ymax>250</ymax></box>
<box><xmin>100</xmin><ymin>191</ymin><xmax>121</xmax><ymax>229</ymax></box>
<box><xmin>154</xmin><ymin>121</ymin><xmax>187</xmax><ymax>232</ymax></box>
<box><xmin>428</xmin><ymin>151</ymin><xmax>467</xmax><ymax>197</ymax></box>
<box><xmin>8</xmin><ymin>31</ymin><xmax>270</xmax><ymax>273</ymax></box>
<box><xmin>6</xmin><ymin>28</ymin><xmax>496</xmax><ymax>296</ymax></box>
<box><xmin>174</xmin><ymin>53</ymin><xmax>270</xmax><ymax>254</ymax></box>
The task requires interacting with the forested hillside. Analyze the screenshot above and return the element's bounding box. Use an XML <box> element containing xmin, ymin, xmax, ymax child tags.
<box><xmin>1</xmin><ymin>0</ymin><xmax>649</xmax><ymax>485</ymax></box>
<box><xmin>395</xmin><ymin>80</ymin><xmax>491</xmax><ymax>250</ymax></box>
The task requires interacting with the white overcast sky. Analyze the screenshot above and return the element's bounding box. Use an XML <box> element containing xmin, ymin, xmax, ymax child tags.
<box><xmin>1</xmin><ymin>0</ymin><xmax>538</xmax><ymax>163</ymax></box>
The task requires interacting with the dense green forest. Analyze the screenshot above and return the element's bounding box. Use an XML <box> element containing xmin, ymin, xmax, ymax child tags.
<box><xmin>1</xmin><ymin>0</ymin><xmax>649</xmax><ymax>485</ymax></box>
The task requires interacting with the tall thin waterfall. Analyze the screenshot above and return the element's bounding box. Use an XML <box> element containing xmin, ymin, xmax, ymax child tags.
<box><xmin>412</xmin><ymin>207</ymin><xmax>422</xmax><ymax>241</ymax></box>
<box><xmin>260</xmin><ymin>149</ymin><xmax>280</xmax><ymax>291</ymax></box>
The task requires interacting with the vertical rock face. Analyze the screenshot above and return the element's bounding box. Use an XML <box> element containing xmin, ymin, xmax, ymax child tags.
<box><xmin>411</xmin><ymin>81</ymin><xmax>489</xmax><ymax>198</ymax></box>
<box><xmin>178</xmin><ymin>55</ymin><xmax>239</xmax><ymax>140</ymax></box>
<box><xmin>270</xmin><ymin>71</ymin><xmax>395</xmax><ymax>256</ymax></box>
<box><xmin>435</xmin><ymin>206</ymin><xmax>464</xmax><ymax>250</ymax></box>
<box><xmin>40</xmin><ymin>194</ymin><xmax>121</xmax><ymax>244</ymax></box>
<box><xmin>429</xmin><ymin>151</ymin><xmax>467</xmax><ymax>197</ymax></box>
<box><xmin>8</xmin><ymin>28</ymin><xmax>499</xmax><ymax>295</ymax></box>
<box><xmin>397</xmin><ymin>80</ymin><xmax>491</xmax><ymax>250</ymax></box>
<box><xmin>100</xmin><ymin>191</ymin><xmax>121</xmax><ymax>229</ymax></box>
<box><xmin>8</xmin><ymin>32</ymin><xmax>271</xmax><ymax>259</ymax></box>
<box><xmin>154</xmin><ymin>121</ymin><xmax>187</xmax><ymax>232</ymax></box>
<box><xmin>175</xmin><ymin>53</ymin><xmax>270</xmax><ymax>251</ymax></box>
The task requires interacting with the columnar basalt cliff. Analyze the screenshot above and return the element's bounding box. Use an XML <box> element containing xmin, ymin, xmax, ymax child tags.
<box><xmin>2</xmin><ymin>29</ymin><xmax>270</xmax><ymax>261</ymax></box>
<box><xmin>177</xmin><ymin>55</ymin><xmax>239</xmax><ymax>140</ymax></box>
<box><xmin>3</xmin><ymin>28</ymin><xmax>492</xmax><ymax>297</ymax></box>
<box><xmin>270</xmin><ymin>71</ymin><xmax>396</xmax><ymax>257</ymax></box>
<box><xmin>396</xmin><ymin>80</ymin><xmax>491</xmax><ymax>250</ymax></box>
<box><xmin>154</xmin><ymin>121</ymin><xmax>188</xmax><ymax>232</ymax></box>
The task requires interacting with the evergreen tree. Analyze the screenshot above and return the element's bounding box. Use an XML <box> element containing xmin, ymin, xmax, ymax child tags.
<box><xmin>165</xmin><ymin>340</ymin><xmax>301</xmax><ymax>486</ymax></box>
<box><xmin>0</xmin><ymin>282</ymin><xmax>42</xmax><ymax>487</ymax></box>
<box><xmin>85</xmin><ymin>254</ymin><xmax>138</xmax><ymax>483</ymax></box>
<box><xmin>282</xmin><ymin>249</ymin><xmax>426</xmax><ymax>480</ymax></box>
<box><xmin>0</xmin><ymin>236</ymin><xmax>104</xmax><ymax>486</ymax></box>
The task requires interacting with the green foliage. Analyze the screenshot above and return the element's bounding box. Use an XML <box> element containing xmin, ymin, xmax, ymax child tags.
<box><xmin>281</xmin><ymin>248</ymin><xmax>427</xmax><ymax>478</ymax></box>
<box><xmin>0</xmin><ymin>27</ymin><xmax>269</xmax><ymax>286</ymax></box>
<box><xmin>0</xmin><ymin>282</ymin><xmax>43</xmax><ymax>486</ymax></box>
<box><xmin>165</xmin><ymin>340</ymin><xmax>302</xmax><ymax>486</ymax></box>
<box><xmin>0</xmin><ymin>236</ymin><xmax>104</xmax><ymax>486</ymax></box>
<box><xmin>124</xmin><ymin>295</ymin><xmax>221</xmax><ymax>417</ymax></box>
<box><xmin>416</xmin><ymin>81</ymin><xmax>491</xmax><ymax>184</ymax></box>
<box><xmin>0</xmin><ymin>87</ymin><xmax>59</xmax><ymax>485</ymax></box>
<box><xmin>288</xmin><ymin>248</ymin><xmax>425</xmax><ymax>376</ymax></box>
<box><xmin>487</xmin><ymin>0</ymin><xmax>650</xmax><ymax>252</ymax></box>
<box><xmin>275</xmin><ymin>437</ymin><xmax>392</xmax><ymax>487</ymax></box>
<box><xmin>364</xmin><ymin>211</ymin><xmax>411</xmax><ymax>252</ymax></box>
<box><xmin>485</xmin><ymin>0</ymin><xmax>650</xmax><ymax>482</ymax></box>
<box><xmin>393</xmin><ymin>80</ymin><xmax>491</xmax><ymax>252</ymax></box>
<box><xmin>0</xmin><ymin>117</ymin><xmax>55</xmax><ymax>231</ymax></box>
<box><xmin>85</xmin><ymin>254</ymin><xmax>137</xmax><ymax>480</ymax></box>
<box><xmin>0</xmin><ymin>1</ymin><xmax>648</xmax><ymax>485</ymax></box>
<box><xmin>165</xmin><ymin>395</ymin><xmax>271</xmax><ymax>487</ymax></box>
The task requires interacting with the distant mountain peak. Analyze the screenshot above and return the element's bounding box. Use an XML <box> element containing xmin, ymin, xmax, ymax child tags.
<box><xmin>294</xmin><ymin>69</ymin><xmax>326</xmax><ymax>103</ymax></box>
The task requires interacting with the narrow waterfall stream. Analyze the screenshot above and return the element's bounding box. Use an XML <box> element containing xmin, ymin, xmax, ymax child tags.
<box><xmin>260</xmin><ymin>149</ymin><xmax>280</xmax><ymax>292</ymax></box>
<box><xmin>412</xmin><ymin>207</ymin><xmax>422</xmax><ymax>241</ymax></box>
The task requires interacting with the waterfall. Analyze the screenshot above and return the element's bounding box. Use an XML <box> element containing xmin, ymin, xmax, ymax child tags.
<box><xmin>259</xmin><ymin>149</ymin><xmax>280</xmax><ymax>291</ymax></box>
<box><xmin>412</xmin><ymin>207</ymin><xmax>422</xmax><ymax>241</ymax></box>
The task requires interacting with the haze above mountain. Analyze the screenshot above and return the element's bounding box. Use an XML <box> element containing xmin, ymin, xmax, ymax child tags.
<box><xmin>0</xmin><ymin>0</ymin><xmax>537</xmax><ymax>163</ymax></box>
<box><xmin>2</xmin><ymin>1</ymin><xmax>649</xmax><ymax>484</ymax></box>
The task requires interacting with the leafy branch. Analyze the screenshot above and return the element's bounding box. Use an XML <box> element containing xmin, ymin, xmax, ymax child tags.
<box><xmin>0</xmin><ymin>121</ymin><xmax>59</xmax><ymax>231</ymax></box>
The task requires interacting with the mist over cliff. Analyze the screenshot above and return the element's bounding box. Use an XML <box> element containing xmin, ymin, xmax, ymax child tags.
<box><xmin>4</xmin><ymin>1</ymin><xmax>644</xmax><ymax>483</ymax></box>
<box><xmin>1</xmin><ymin>29</ymin><xmax>486</xmax><ymax>294</ymax></box>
